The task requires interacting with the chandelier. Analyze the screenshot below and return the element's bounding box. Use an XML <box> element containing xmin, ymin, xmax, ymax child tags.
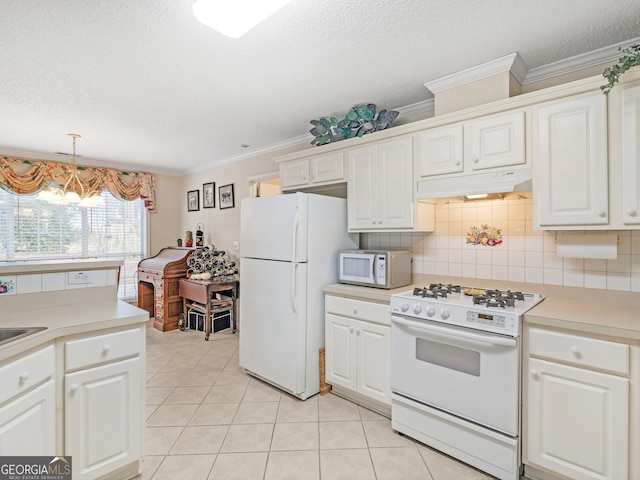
<box><xmin>38</xmin><ymin>134</ymin><xmax>105</xmax><ymax>207</ymax></box>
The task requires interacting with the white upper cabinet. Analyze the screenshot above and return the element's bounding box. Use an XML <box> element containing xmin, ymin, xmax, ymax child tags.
<box><xmin>279</xmin><ymin>152</ymin><xmax>345</xmax><ymax>191</ymax></box>
<box><xmin>414</xmin><ymin>124</ymin><xmax>464</xmax><ymax>176</ymax></box>
<box><xmin>533</xmin><ymin>91</ymin><xmax>608</xmax><ymax>228</ymax></box>
<box><xmin>414</xmin><ymin>108</ymin><xmax>528</xmax><ymax>180</ymax></box>
<box><xmin>621</xmin><ymin>83</ymin><xmax>640</xmax><ymax>225</ymax></box>
<box><xmin>348</xmin><ymin>135</ymin><xmax>433</xmax><ymax>232</ymax></box>
<box><xmin>469</xmin><ymin>110</ymin><xmax>526</xmax><ymax>170</ymax></box>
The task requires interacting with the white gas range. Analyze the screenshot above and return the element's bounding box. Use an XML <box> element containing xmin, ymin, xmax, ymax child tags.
<box><xmin>390</xmin><ymin>283</ymin><xmax>544</xmax><ymax>480</ymax></box>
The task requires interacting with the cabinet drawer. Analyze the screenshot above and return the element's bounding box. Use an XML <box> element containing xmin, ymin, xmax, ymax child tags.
<box><xmin>528</xmin><ymin>328</ymin><xmax>629</xmax><ymax>376</ymax></box>
<box><xmin>138</xmin><ymin>272</ymin><xmax>157</xmax><ymax>283</ymax></box>
<box><xmin>325</xmin><ymin>295</ymin><xmax>390</xmax><ymax>326</ymax></box>
<box><xmin>65</xmin><ymin>328</ymin><xmax>141</xmax><ymax>371</ymax></box>
<box><xmin>0</xmin><ymin>345</ymin><xmax>55</xmax><ymax>405</ymax></box>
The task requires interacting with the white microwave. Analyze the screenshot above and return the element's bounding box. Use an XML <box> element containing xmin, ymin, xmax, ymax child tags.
<box><xmin>338</xmin><ymin>250</ymin><xmax>411</xmax><ymax>289</ymax></box>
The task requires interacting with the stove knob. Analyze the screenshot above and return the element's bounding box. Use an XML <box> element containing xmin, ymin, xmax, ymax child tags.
<box><xmin>426</xmin><ymin>306</ymin><xmax>436</xmax><ymax>317</ymax></box>
<box><xmin>400</xmin><ymin>302</ymin><xmax>410</xmax><ymax>312</ymax></box>
<box><xmin>413</xmin><ymin>304</ymin><xmax>422</xmax><ymax>314</ymax></box>
<box><xmin>440</xmin><ymin>308</ymin><xmax>450</xmax><ymax>320</ymax></box>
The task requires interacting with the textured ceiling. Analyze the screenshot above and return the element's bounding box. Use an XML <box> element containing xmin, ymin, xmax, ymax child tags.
<box><xmin>0</xmin><ymin>0</ymin><xmax>639</xmax><ymax>175</ymax></box>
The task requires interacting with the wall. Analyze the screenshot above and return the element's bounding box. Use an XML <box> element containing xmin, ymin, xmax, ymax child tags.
<box><xmin>147</xmin><ymin>145</ymin><xmax>308</xmax><ymax>258</ymax></box>
<box><xmin>364</xmin><ymin>197</ymin><xmax>640</xmax><ymax>293</ymax></box>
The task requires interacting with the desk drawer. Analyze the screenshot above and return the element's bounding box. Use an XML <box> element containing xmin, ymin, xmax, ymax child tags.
<box><xmin>325</xmin><ymin>295</ymin><xmax>390</xmax><ymax>326</ymax></box>
<box><xmin>528</xmin><ymin>327</ymin><xmax>629</xmax><ymax>376</ymax></box>
<box><xmin>65</xmin><ymin>328</ymin><xmax>141</xmax><ymax>371</ymax></box>
<box><xmin>0</xmin><ymin>345</ymin><xmax>54</xmax><ymax>405</ymax></box>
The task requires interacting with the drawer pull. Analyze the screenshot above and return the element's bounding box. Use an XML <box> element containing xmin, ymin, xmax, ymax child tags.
<box><xmin>570</xmin><ymin>346</ymin><xmax>580</xmax><ymax>356</ymax></box>
<box><xmin>102</xmin><ymin>344</ymin><xmax>112</xmax><ymax>353</ymax></box>
<box><xmin>530</xmin><ymin>369</ymin><xmax>539</xmax><ymax>379</ymax></box>
<box><xmin>18</xmin><ymin>372</ymin><xmax>30</xmax><ymax>382</ymax></box>
<box><xmin>352</xmin><ymin>307</ymin><xmax>357</xmax><ymax>314</ymax></box>
<box><xmin>70</xmin><ymin>384</ymin><xmax>79</xmax><ymax>392</ymax></box>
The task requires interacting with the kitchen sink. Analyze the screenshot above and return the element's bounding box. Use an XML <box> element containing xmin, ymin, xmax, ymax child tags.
<box><xmin>0</xmin><ymin>327</ymin><xmax>47</xmax><ymax>346</ymax></box>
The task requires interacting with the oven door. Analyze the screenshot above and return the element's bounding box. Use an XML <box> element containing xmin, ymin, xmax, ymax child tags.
<box><xmin>391</xmin><ymin>314</ymin><xmax>520</xmax><ymax>436</ymax></box>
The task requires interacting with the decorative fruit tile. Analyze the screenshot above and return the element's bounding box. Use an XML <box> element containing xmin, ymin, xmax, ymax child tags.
<box><xmin>0</xmin><ymin>276</ymin><xmax>17</xmax><ymax>295</ymax></box>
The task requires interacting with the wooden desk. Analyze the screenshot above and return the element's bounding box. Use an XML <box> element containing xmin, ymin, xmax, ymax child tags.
<box><xmin>178</xmin><ymin>277</ymin><xmax>239</xmax><ymax>340</ymax></box>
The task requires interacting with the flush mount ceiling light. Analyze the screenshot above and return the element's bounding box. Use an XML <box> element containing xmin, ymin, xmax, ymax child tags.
<box><xmin>192</xmin><ymin>0</ymin><xmax>291</xmax><ymax>38</ymax></box>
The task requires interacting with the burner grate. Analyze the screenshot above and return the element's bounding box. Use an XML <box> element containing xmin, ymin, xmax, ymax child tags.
<box><xmin>473</xmin><ymin>290</ymin><xmax>526</xmax><ymax>308</ymax></box>
<box><xmin>413</xmin><ymin>283</ymin><xmax>461</xmax><ymax>299</ymax></box>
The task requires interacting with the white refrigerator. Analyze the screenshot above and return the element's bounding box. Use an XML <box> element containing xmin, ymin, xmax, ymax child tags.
<box><xmin>239</xmin><ymin>192</ymin><xmax>358</xmax><ymax>399</ymax></box>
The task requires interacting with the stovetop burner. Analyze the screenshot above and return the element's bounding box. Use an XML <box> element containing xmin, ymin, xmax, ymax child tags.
<box><xmin>472</xmin><ymin>290</ymin><xmax>526</xmax><ymax>309</ymax></box>
<box><xmin>413</xmin><ymin>283</ymin><xmax>461</xmax><ymax>298</ymax></box>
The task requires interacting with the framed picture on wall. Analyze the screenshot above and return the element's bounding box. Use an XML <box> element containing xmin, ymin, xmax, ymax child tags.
<box><xmin>187</xmin><ymin>190</ymin><xmax>199</xmax><ymax>211</ymax></box>
<box><xmin>203</xmin><ymin>182</ymin><xmax>215</xmax><ymax>208</ymax></box>
<box><xmin>219</xmin><ymin>183</ymin><xmax>235</xmax><ymax>209</ymax></box>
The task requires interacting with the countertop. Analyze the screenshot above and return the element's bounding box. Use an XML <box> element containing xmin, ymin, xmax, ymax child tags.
<box><xmin>0</xmin><ymin>300</ymin><xmax>148</xmax><ymax>362</ymax></box>
<box><xmin>324</xmin><ymin>276</ymin><xmax>640</xmax><ymax>341</ymax></box>
<box><xmin>0</xmin><ymin>258</ymin><xmax>123</xmax><ymax>275</ymax></box>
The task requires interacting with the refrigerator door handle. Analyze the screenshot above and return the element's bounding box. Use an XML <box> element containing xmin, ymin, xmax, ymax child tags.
<box><xmin>291</xmin><ymin>262</ymin><xmax>298</xmax><ymax>314</ymax></box>
<box><xmin>291</xmin><ymin>207</ymin><xmax>300</xmax><ymax>262</ymax></box>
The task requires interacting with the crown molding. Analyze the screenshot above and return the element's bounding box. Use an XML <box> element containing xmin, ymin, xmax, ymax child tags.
<box><xmin>523</xmin><ymin>36</ymin><xmax>640</xmax><ymax>84</ymax></box>
<box><xmin>395</xmin><ymin>98</ymin><xmax>435</xmax><ymax>118</ymax></box>
<box><xmin>424</xmin><ymin>52</ymin><xmax>528</xmax><ymax>94</ymax></box>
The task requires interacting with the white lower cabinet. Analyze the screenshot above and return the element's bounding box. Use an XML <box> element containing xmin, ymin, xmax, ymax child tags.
<box><xmin>524</xmin><ymin>327</ymin><xmax>630</xmax><ymax>480</ymax></box>
<box><xmin>324</xmin><ymin>295</ymin><xmax>391</xmax><ymax>408</ymax></box>
<box><xmin>0</xmin><ymin>344</ymin><xmax>56</xmax><ymax>455</ymax></box>
<box><xmin>64</xmin><ymin>327</ymin><xmax>143</xmax><ymax>480</ymax></box>
<box><xmin>0</xmin><ymin>379</ymin><xmax>56</xmax><ymax>455</ymax></box>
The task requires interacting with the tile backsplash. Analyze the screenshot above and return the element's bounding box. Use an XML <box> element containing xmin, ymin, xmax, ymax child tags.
<box><xmin>0</xmin><ymin>269</ymin><xmax>118</xmax><ymax>297</ymax></box>
<box><xmin>364</xmin><ymin>197</ymin><xmax>640</xmax><ymax>293</ymax></box>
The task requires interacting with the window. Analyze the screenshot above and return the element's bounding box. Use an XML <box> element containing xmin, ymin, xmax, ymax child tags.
<box><xmin>0</xmin><ymin>189</ymin><xmax>146</xmax><ymax>301</ymax></box>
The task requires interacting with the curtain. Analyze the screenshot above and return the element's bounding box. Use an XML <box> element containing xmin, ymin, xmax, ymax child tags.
<box><xmin>0</xmin><ymin>156</ymin><xmax>156</xmax><ymax>212</ymax></box>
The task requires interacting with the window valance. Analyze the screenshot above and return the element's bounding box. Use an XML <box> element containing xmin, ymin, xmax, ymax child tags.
<box><xmin>0</xmin><ymin>156</ymin><xmax>156</xmax><ymax>212</ymax></box>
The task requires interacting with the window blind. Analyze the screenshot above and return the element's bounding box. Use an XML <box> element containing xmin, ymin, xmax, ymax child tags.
<box><xmin>0</xmin><ymin>189</ymin><xmax>146</xmax><ymax>301</ymax></box>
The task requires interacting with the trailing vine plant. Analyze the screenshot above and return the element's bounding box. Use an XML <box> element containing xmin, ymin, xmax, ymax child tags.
<box><xmin>601</xmin><ymin>43</ymin><xmax>640</xmax><ymax>95</ymax></box>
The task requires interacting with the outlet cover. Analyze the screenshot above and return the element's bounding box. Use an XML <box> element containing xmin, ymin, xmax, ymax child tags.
<box><xmin>68</xmin><ymin>271</ymin><xmax>92</xmax><ymax>284</ymax></box>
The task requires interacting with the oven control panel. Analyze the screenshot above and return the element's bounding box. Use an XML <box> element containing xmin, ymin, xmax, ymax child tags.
<box><xmin>466</xmin><ymin>311</ymin><xmax>506</xmax><ymax>328</ymax></box>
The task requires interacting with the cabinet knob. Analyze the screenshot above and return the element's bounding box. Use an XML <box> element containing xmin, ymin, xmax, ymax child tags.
<box><xmin>596</xmin><ymin>209</ymin><xmax>606</xmax><ymax>217</ymax></box>
<box><xmin>352</xmin><ymin>307</ymin><xmax>357</xmax><ymax>314</ymax></box>
<box><xmin>377</xmin><ymin>220</ymin><xmax>382</xmax><ymax>224</ymax></box>
<box><xmin>570</xmin><ymin>346</ymin><xmax>580</xmax><ymax>355</ymax></box>
<box><xmin>530</xmin><ymin>369</ymin><xmax>539</xmax><ymax>379</ymax></box>
<box><xmin>455</xmin><ymin>160</ymin><xmax>461</xmax><ymax>166</ymax></box>
<box><xmin>70</xmin><ymin>384</ymin><xmax>79</xmax><ymax>392</ymax></box>
<box><xmin>356</xmin><ymin>328</ymin><xmax>361</xmax><ymax>335</ymax></box>
<box><xmin>349</xmin><ymin>326</ymin><xmax>354</xmax><ymax>334</ymax></box>
<box><xmin>103</xmin><ymin>344</ymin><xmax>112</xmax><ymax>353</ymax></box>
<box><xmin>18</xmin><ymin>372</ymin><xmax>30</xmax><ymax>382</ymax></box>
<box><xmin>626</xmin><ymin>209</ymin><xmax>637</xmax><ymax>217</ymax></box>
<box><xmin>473</xmin><ymin>157</ymin><xmax>480</xmax><ymax>164</ymax></box>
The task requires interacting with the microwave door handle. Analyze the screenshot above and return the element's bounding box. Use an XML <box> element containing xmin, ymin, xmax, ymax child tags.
<box><xmin>392</xmin><ymin>315</ymin><xmax>516</xmax><ymax>348</ymax></box>
<box><xmin>370</xmin><ymin>255</ymin><xmax>376</xmax><ymax>283</ymax></box>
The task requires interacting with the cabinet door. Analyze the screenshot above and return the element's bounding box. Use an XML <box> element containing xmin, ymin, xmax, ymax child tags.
<box><xmin>621</xmin><ymin>84</ymin><xmax>640</xmax><ymax>225</ymax></box>
<box><xmin>526</xmin><ymin>357</ymin><xmax>628</xmax><ymax>480</ymax></box>
<box><xmin>414</xmin><ymin>124</ymin><xmax>464</xmax><ymax>177</ymax></box>
<box><xmin>310</xmin><ymin>152</ymin><xmax>345</xmax><ymax>184</ymax></box>
<box><xmin>377</xmin><ymin>136</ymin><xmax>414</xmax><ymax>229</ymax></box>
<box><xmin>325</xmin><ymin>314</ymin><xmax>357</xmax><ymax>391</ymax></box>
<box><xmin>469</xmin><ymin>110</ymin><xmax>526</xmax><ymax>170</ymax></box>
<box><xmin>356</xmin><ymin>321</ymin><xmax>391</xmax><ymax>405</ymax></box>
<box><xmin>533</xmin><ymin>92</ymin><xmax>608</xmax><ymax>226</ymax></box>
<box><xmin>65</xmin><ymin>357</ymin><xmax>141</xmax><ymax>480</ymax></box>
<box><xmin>280</xmin><ymin>159</ymin><xmax>310</xmax><ymax>189</ymax></box>
<box><xmin>348</xmin><ymin>144</ymin><xmax>379</xmax><ymax>229</ymax></box>
<box><xmin>0</xmin><ymin>379</ymin><xmax>55</xmax><ymax>456</ymax></box>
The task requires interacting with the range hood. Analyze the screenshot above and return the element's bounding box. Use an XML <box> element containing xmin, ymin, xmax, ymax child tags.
<box><xmin>416</xmin><ymin>168</ymin><xmax>532</xmax><ymax>199</ymax></box>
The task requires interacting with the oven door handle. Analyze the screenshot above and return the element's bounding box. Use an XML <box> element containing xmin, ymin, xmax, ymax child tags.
<box><xmin>391</xmin><ymin>316</ymin><xmax>517</xmax><ymax>348</ymax></box>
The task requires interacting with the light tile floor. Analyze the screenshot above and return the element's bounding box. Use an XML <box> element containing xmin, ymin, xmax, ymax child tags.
<box><xmin>139</xmin><ymin>321</ymin><xmax>500</xmax><ymax>480</ymax></box>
